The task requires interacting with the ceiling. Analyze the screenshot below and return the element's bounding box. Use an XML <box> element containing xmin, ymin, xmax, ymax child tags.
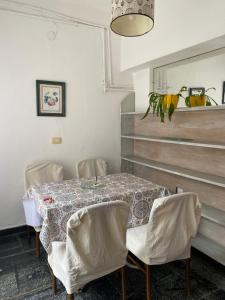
<box><xmin>4</xmin><ymin>0</ymin><xmax>112</xmax><ymax>25</ymax></box>
<box><xmin>27</xmin><ymin>0</ymin><xmax>110</xmax><ymax>12</ymax></box>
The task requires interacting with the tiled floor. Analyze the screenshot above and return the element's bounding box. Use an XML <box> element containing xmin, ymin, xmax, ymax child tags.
<box><xmin>0</xmin><ymin>230</ymin><xmax>225</xmax><ymax>300</ymax></box>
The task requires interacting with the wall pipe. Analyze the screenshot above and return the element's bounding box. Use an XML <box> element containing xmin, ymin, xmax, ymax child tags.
<box><xmin>0</xmin><ymin>0</ymin><xmax>134</xmax><ymax>93</ymax></box>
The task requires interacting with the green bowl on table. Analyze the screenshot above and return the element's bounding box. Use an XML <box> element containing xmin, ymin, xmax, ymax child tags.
<box><xmin>80</xmin><ymin>181</ymin><xmax>106</xmax><ymax>190</ymax></box>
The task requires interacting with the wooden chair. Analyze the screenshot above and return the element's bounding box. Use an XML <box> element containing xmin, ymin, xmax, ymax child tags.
<box><xmin>48</xmin><ymin>200</ymin><xmax>129</xmax><ymax>299</ymax></box>
<box><xmin>126</xmin><ymin>192</ymin><xmax>201</xmax><ymax>300</ymax></box>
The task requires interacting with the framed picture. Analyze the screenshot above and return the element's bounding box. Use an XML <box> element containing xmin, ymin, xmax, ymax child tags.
<box><xmin>222</xmin><ymin>82</ymin><xmax>225</xmax><ymax>104</ymax></box>
<box><xmin>189</xmin><ymin>87</ymin><xmax>205</xmax><ymax>96</ymax></box>
<box><xmin>175</xmin><ymin>187</ymin><xmax>184</xmax><ymax>194</ymax></box>
<box><xmin>36</xmin><ymin>80</ymin><xmax>66</xmax><ymax>117</ymax></box>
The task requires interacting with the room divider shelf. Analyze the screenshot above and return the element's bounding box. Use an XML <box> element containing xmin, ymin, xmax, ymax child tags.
<box><xmin>202</xmin><ymin>204</ymin><xmax>225</xmax><ymax>228</ymax></box>
<box><xmin>121</xmin><ymin>155</ymin><xmax>225</xmax><ymax>189</ymax></box>
<box><xmin>120</xmin><ymin>105</ymin><xmax>225</xmax><ymax>115</ymax></box>
<box><xmin>192</xmin><ymin>234</ymin><xmax>225</xmax><ymax>266</ymax></box>
<box><xmin>121</xmin><ymin>135</ymin><xmax>225</xmax><ymax>150</ymax></box>
<box><xmin>121</xmin><ymin>96</ymin><xmax>225</xmax><ymax>266</ymax></box>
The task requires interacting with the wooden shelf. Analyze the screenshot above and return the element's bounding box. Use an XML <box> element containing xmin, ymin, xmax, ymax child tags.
<box><xmin>202</xmin><ymin>204</ymin><xmax>225</xmax><ymax>228</ymax></box>
<box><xmin>192</xmin><ymin>234</ymin><xmax>225</xmax><ymax>266</ymax></box>
<box><xmin>121</xmin><ymin>135</ymin><xmax>225</xmax><ymax>150</ymax></box>
<box><xmin>121</xmin><ymin>155</ymin><xmax>225</xmax><ymax>189</ymax></box>
<box><xmin>121</xmin><ymin>105</ymin><xmax>225</xmax><ymax>116</ymax></box>
<box><xmin>121</xmin><ymin>96</ymin><xmax>225</xmax><ymax>266</ymax></box>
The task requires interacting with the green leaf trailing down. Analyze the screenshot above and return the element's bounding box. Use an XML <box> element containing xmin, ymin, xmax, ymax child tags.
<box><xmin>168</xmin><ymin>104</ymin><xmax>175</xmax><ymax>122</ymax></box>
<box><xmin>159</xmin><ymin>102</ymin><xmax>164</xmax><ymax>122</ymax></box>
<box><xmin>207</xmin><ymin>95</ymin><xmax>218</xmax><ymax>105</ymax></box>
<box><xmin>153</xmin><ymin>100</ymin><xmax>157</xmax><ymax>115</ymax></box>
<box><xmin>141</xmin><ymin>105</ymin><xmax>150</xmax><ymax>120</ymax></box>
<box><xmin>156</xmin><ymin>98</ymin><xmax>160</xmax><ymax>116</ymax></box>
<box><xmin>185</xmin><ymin>96</ymin><xmax>191</xmax><ymax>107</ymax></box>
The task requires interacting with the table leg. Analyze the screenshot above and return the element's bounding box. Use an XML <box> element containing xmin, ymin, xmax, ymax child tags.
<box><xmin>121</xmin><ymin>266</ymin><xmax>127</xmax><ymax>300</ymax></box>
<box><xmin>35</xmin><ymin>231</ymin><xmax>40</xmax><ymax>257</ymax></box>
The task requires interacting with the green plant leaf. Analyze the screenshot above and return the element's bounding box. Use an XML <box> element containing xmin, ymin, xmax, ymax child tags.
<box><xmin>179</xmin><ymin>86</ymin><xmax>188</xmax><ymax>94</ymax></box>
<box><xmin>205</xmin><ymin>87</ymin><xmax>216</xmax><ymax>93</ymax></box>
<box><xmin>141</xmin><ymin>105</ymin><xmax>150</xmax><ymax>120</ymax></box>
<box><xmin>153</xmin><ymin>101</ymin><xmax>157</xmax><ymax>115</ymax></box>
<box><xmin>148</xmin><ymin>91</ymin><xmax>155</xmax><ymax>97</ymax></box>
<box><xmin>185</xmin><ymin>96</ymin><xmax>191</xmax><ymax>107</ymax></box>
<box><xmin>178</xmin><ymin>93</ymin><xmax>185</xmax><ymax>99</ymax></box>
<box><xmin>168</xmin><ymin>104</ymin><xmax>175</xmax><ymax>121</ymax></box>
<box><xmin>156</xmin><ymin>101</ymin><xmax>160</xmax><ymax>116</ymax></box>
<box><xmin>159</xmin><ymin>103</ymin><xmax>164</xmax><ymax>122</ymax></box>
<box><xmin>206</xmin><ymin>95</ymin><xmax>218</xmax><ymax>106</ymax></box>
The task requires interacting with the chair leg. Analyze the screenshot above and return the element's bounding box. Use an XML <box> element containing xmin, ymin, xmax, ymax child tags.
<box><xmin>146</xmin><ymin>265</ymin><xmax>152</xmax><ymax>300</ymax></box>
<box><xmin>52</xmin><ymin>272</ymin><xmax>57</xmax><ymax>295</ymax></box>
<box><xmin>27</xmin><ymin>225</ymin><xmax>31</xmax><ymax>241</ymax></box>
<box><xmin>35</xmin><ymin>231</ymin><xmax>40</xmax><ymax>257</ymax></box>
<box><xmin>67</xmin><ymin>294</ymin><xmax>74</xmax><ymax>300</ymax></box>
<box><xmin>185</xmin><ymin>258</ymin><xmax>191</xmax><ymax>296</ymax></box>
<box><xmin>121</xmin><ymin>266</ymin><xmax>127</xmax><ymax>300</ymax></box>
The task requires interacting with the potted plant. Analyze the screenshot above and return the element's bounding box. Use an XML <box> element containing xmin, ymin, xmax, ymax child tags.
<box><xmin>142</xmin><ymin>86</ymin><xmax>218</xmax><ymax>123</ymax></box>
<box><xmin>184</xmin><ymin>87</ymin><xmax>218</xmax><ymax>107</ymax></box>
<box><xmin>142</xmin><ymin>86</ymin><xmax>186</xmax><ymax>122</ymax></box>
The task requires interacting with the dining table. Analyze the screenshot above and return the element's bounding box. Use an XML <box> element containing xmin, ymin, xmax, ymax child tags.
<box><xmin>29</xmin><ymin>173</ymin><xmax>170</xmax><ymax>253</ymax></box>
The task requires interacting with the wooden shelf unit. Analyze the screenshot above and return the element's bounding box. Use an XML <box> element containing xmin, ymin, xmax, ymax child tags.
<box><xmin>121</xmin><ymin>104</ymin><xmax>225</xmax><ymax>115</ymax></box>
<box><xmin>121</xmin><ymin>97</ymin><xmax>225</xmax><ymax>265</ymax></box>
<box><xmin>121</xmin><ymin>155</ymin><xmax>225</xmax><ymax>189</ymax></box>
<box><xmin>121</xmin><ymin>135</ymin><xmax>225</xmax><ymax>150</ymax></box>
<box><xmin>192</xmin><ymin>234</ymin><xmax>225</xmax><ymax>266</ymax></box>
<box><xmin>202</xmin><ymin>204</ymin><xmax>225</xmax><ymax>227</ymax></box>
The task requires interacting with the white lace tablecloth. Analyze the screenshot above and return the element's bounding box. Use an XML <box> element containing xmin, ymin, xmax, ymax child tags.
<box><xmin>30</xmin><ymin>173</ymin><xmax>170</xmax><ymax>253</ymax></box>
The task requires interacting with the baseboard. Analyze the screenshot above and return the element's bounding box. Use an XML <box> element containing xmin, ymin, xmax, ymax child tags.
<box><xmin>0</xmin><ymin>225</ymin><xmax>34</xmax><ymax>237</ymax></box>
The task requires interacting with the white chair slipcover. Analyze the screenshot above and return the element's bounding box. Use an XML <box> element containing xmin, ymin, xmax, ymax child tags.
<box><xmin>23</xmin><ymin>161</ymin><xmax>63</xmax><ymax>228</ymax></box>
<box><xmin>75</xmin><ymin>158</ymin><xmax>107</xmax><ymax>179</ymax></box>
<box><xmin>127</xmin><ymin>192</ymin><xmax>201</xmax><ymax>265</ymax></box>
<box><xmin>48</xmin><ymin>200</ymin><xmax>129</xmax><ymax>294</ymax></box>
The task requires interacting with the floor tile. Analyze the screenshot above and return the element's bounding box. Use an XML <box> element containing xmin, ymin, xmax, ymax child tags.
<box><xmin>202</xmin><ymin>289</ymin><xmax>225</xmax><ymax>300</ymax></box>
<box><xmin>0</xmin><ymin>265</ymin><xmax>18</xmax><ymax>299</ymax></box>
<box><xmin>1</xmin><ymin>231</ymin><xmax>225</xmax><ymax>300</ymax></box>
<box><xmin>16</xmin><ymin>263</ymin><xmax>51</xmax><ymax>294</ymax></box>
<box><xmin>18</xmin><ymin>232</ymin><xmax>36</xmax><ymax>251</ymax></box>
<box><xmin>0</xmin><ymin>235</ymin><xmax>22</xmax><ymax>257</ymax></box>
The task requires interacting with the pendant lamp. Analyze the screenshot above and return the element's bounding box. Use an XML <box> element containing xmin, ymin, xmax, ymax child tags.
<box><xmin>111</xmin><ymin>0</ymin><xmax>155</xmax><ymax>37</ymax></box>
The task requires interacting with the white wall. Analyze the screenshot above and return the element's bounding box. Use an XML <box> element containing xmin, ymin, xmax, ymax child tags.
<box><xmin>0</xmin><ymin>13</ymin><xmax>130</xmax><ymax>230</ymax></box>
<box><xmin>110</xmin><ymin>33</ymin><xmax>133</xmax><ymax>87</ymax></box>
<box><xmin>133</xmin><ymin>69</ymin><xmax>151</xmax><ymax>112</ymax></box>
<box><xmin>121</xmin><ymin>0</ymin><xmax>225</xmax><ymax>70</ymax></box>
<box><xmin>2</xmin><ymin>0</ymin><xmax>111</xmax><ymax>26</ymax></box>
<box><xmin>166</xmin><ymin>52</ymin><xmax>225</xmax><ymax>107</ymax></box>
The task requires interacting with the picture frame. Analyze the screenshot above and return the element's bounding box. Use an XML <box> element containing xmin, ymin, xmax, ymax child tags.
<box><xmin>175</xmin><ymin>187</ymin><xmax>184</xmax><ymax>194</ymax></box>
<box><xmin>189</xmin><ymin>87</ymin><xmax>205</xmax><ymax>96</ymax></box>
<box><xmin>222</xmin><ymin>82</ymin><xmax>225</xmax><ymax>104</ymax></box>
<box><xmin>36</xmin><ymin>80</ymin><xmax>66</xmax><ymax>117</ymax></box>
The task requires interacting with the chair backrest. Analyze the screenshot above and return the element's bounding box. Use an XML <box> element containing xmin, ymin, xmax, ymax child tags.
<box><xmin>65</xmin><ymin>200</ymin><xmax>129</xmax><ymax>287</ymax></box>
<box><xmin>24</xmin><ymin>160</ymin><xmax>63</xmax><ymax>191</ymax></box>
<box><xmin>146</xmin><ymin>192</ymin><xmax>201</xmax><ymax>264</ymax></box>
<box><xmin>76</xmin><ymin>158</ymin><xmax>107</xmax><ymax>179</ymax></box>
